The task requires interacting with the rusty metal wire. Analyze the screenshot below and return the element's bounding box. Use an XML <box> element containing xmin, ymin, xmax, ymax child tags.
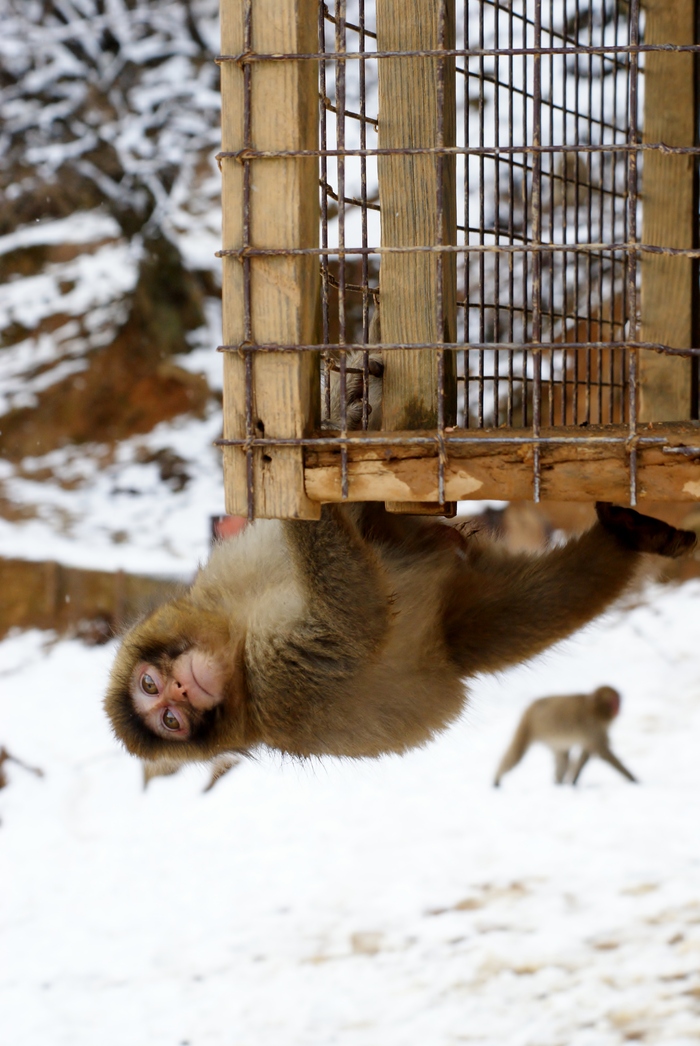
<box><xmin>217</xmin><ymin>0</ymin><xmax>699</xmax><ymax>512</ymax></box>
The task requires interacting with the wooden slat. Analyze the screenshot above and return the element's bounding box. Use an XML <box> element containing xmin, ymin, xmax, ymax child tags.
<box><xmin>0</xmin><ymin>558</ymin><xmax>180</xmax><ymax>638</ymax></box>
<box><xmin>375</xmin><ymin>0</ymin><xmax>457</xmax><ymax>512</ymax></box>
<box><xmin>304</xmin><ymin>424</ymin><xmax>700</xmax><ymax>504</ymax></box>
<box><xmin>639</xmin><ymin>0</ymin><xmax>694</xmax><ymax>421</ymax></box>
<box><xmin>220</xmin><ymin>0</ymin><xmax>320</xmax><ymax>518</ymax></box>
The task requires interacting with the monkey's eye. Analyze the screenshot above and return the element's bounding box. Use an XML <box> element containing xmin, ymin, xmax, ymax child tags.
<box><xmin>141</xmin><ymin>673</ymin><xmax>159</xmax><ymax>696</ymax></box>
<box><xmin>162</xmin><ymin>709</ymin><xmax>181</xmax><ymax>732</ymax></box>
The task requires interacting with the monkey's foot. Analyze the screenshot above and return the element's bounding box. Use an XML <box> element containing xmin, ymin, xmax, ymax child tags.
<box><xmin>346</xmin><ymin>399</ymin><xmax>371</xmax><ymax>427</ymax></box>
<box><xmin>596</xmin><ymin>502</ymin><xmax>697</xmax><ymax>558</ymax></box>
<box><xmin>341</xmin><ymin>353</ymin><xmax>383</xmax><ymax>429</ymax></box>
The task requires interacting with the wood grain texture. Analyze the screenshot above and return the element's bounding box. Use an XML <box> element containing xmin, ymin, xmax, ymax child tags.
<box><xmin>639</xmin><ymin>0</ymin><xmax>694</xmax><ymax>421</ymax></box>
<box><xmin>220</xmin><ymin>0</ymin><xmax>321</xmax><ymax>518</ymax></box>
<box><xmin>0</xmin><ymin>558</ymin><xmax>180</xmax><ymax>638</ymax></box>
<box><xmin>304</xmin><ymin>424</ymin><xmax>700</xmax><ymax>504</ymax></box>
<box><xmin>376</xmin><ymin>0</ymin><xmax>457</xmax><ymax>513</ymax></box>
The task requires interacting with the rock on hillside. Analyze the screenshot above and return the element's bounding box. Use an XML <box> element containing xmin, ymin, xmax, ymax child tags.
<box><xmin>0</xmin><ymin>0</ymin><xmax>223</xmax><ymax>517</ymax></box>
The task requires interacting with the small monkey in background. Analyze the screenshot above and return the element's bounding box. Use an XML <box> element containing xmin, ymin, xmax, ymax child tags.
<box><xmin>494</xmin><ymin>686</ymin><xmax>636</xmax><ymax>787</ymax></box>
<box><xmin>104</xmin><ymin>501</ymin><xmax>694</xmax><ymax>770</ymax></box>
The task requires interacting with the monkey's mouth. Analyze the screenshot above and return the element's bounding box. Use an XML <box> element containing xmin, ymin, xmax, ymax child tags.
<box><xmin>190</xmin><ymin>657</ymin><xmax>214</xmax><ymax>697</ymax></box>
<box><xmin>187</xmin><ymin>652</ymin><xmax>223</xmax><ymax>706</ymax></box>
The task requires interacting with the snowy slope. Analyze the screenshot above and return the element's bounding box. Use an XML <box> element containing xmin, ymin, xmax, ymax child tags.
<box><xmin>2</xmin><ymin>580</ymin><xmax>700</xmax><ymax>1046</ymax></box>
<box><xmin>0</xmin><ymin>407</ymin><xmax>226</xmax><ymax>576</ymax></box>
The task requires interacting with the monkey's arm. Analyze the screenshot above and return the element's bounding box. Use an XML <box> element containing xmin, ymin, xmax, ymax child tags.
<box><xmin>446</xmin><ymin>504</ymin><xmax>695</xmax><ymax>676</ymax></box>
<box><xmin>554</xmin><ymin>750</ymin><xmax>570</xmax><ymax>784</ymax></box>
<box><xmin>569</xmin><ymin>750</ymin><xmax>590</xmax><ymax>785</ymax></box>
<box><xmin>570</xmin><ymin>746</ymin><xmax>637</xmax><ymax>784</ymax></box>
<box><xmin>594</xmin><ymin>746</ymin><xmax>638</xmax><ymax>783</ymax></box>
<box><xmin>246</xmin><ymin>505</ymin><xmax>392</xmax><ymax>699</ymax></box>
<box><xmin>283</xmin><ymin>505</ymin><xmax>391</xmax><ymax>645</ymax></box>
<box><xmin>245</xmin><ymin>507</ymin><xmax>392</xmax><ymax>712</ymax></box>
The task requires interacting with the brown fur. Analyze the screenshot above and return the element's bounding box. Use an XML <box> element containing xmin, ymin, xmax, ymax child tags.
<box><xmin>494</xmin><ymin>685</ymin><xmax>636</xmax><ymax>786</ymax></box>
<box><xmin>104</xmin><ymin>502</ymin><xmax>695</xmax><ymax>765</ymax></box>
<box><xmin>141</xmin><ymin>753</ymin><xmax>241</xmax><ymax>792</ymax></box>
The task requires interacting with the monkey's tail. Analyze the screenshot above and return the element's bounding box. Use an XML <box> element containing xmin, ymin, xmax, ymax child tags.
<box><xmin>493</xmin><ymin>716</ymin><xmax>531</xmax><ymax>786</ymax></box>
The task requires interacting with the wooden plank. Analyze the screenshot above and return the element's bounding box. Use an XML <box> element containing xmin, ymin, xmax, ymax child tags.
<box><xmin>0</xmin><ymin>558</ymin><xmax>180</xmax><ymax>638</ymax></box>
<box><xmin>304</xmin><ymin>424</ymin><xmax>700</xmax><ymax>504</ymax></box>
<box><xmin>639</xmin><ymin>0</ymin><xmax>694</xmax><ymax>421</ymax></box>
<box><xmin>376</xmin><ymin>0</ymin><xmax>457</xmax><ymax>512</ymax></box>
<box><xmin>220</xmin><ymin>0</ymin><xmax>320</xmax><ymax>518</ymax></box>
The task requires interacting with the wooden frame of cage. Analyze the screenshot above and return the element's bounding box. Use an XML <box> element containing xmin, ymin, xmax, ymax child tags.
<box><xmin>217</xmin><ymin>0</ymin><xmax>700</xmax><ymax>520</ymax></box>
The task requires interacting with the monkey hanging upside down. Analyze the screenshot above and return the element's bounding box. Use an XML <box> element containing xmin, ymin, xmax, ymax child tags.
<box><xmin>494</xmin><ymin>685</ymin><xmax>636</xmax><ymax>787</ymax></box>
<box><xmin>104</xmin><ymin>500</ymin><xmax>695</xmax><ymax>767</ymax></box>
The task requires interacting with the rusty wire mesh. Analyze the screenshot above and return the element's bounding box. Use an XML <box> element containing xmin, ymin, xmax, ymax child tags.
<box><xmin>216</xmin><ymin>0</ymin><xmax>700</xmax><ymax>511</ymax></box>
<box><xmin>317</xmin><ymin>0</ymin><xmax>642</xmax><ymax>428</ymax></box>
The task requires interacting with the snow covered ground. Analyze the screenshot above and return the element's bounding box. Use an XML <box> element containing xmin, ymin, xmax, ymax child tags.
<box><xmin>2</xmin><ymin>576</ymin><xmax>700</xmax><ymax>1046</ymax></box>
<box><xmin>0</xmin><ymin>405</ymin><xmax>226</xmax><ymax>577</ymax></box>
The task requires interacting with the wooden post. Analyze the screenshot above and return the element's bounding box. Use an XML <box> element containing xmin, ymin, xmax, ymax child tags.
<box><xmin>639</xmin><ymin>0</ymin><xmax>695</xmax><ymax>421</ymax></box>
<box><xmin>376</xmin><ymin>0</ymin><xmax>457</xmax><ymax>512</ymax></box>
<box><xmin>220</xmin><ymin>0</ymin><xmax>321</xmax><ymax>518</ymax></box>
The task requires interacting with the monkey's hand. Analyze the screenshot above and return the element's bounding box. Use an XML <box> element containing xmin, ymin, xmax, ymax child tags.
<box><xmin>596</xmin><ymin>502</ymin><xmax>697</xmax><ymax>558</ymax></box>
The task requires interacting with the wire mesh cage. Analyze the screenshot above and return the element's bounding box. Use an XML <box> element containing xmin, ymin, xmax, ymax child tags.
<box><xmin>217</xmin><ymin>0</ymin><xmax>700</xmax><ymax>519</ymax></box>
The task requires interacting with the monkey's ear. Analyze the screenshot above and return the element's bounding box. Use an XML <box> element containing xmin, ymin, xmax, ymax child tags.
<box><xmin>596</xmin><ymin>502</ymin><xmax>697</xmax><ymax>558</ymax></box>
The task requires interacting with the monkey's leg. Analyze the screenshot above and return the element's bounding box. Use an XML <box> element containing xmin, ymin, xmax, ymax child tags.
<box><xmin>446</xmin><ymin>524</ymin><xmax>636</xmax><ymax>673</ymax></box>
<box><xmin>569</xmin><ymin>750</ymin><xmax>590</xmax><ymax>785</ymax></box>
<box><xmin>494</xmin><ymin>719</ymin><xmax>531</xmax><ymax>786</ymax></box>
<box><xmin>353</xmin><ymin>502</ymin><xmax>465</xmax><ymax>557</ymax></box>
<box><xmin>596</xmin><ymin>502</ymin><xmax>696</xmax><ymax>558</ymax></box>
<box><xmin>327</xmin><ymin>351</ymin><xmax>383</xmax><ymax>430</ymax></box>
<box><xmin>595</xmin><ymin>745</ymin><xmax>638</xmax><ymax>783</ymax></box>
<box><xmin>445</xmin><ymin>507</ymin><xmax>695</xmax><ymax>676</ymax></box>
<box><xmin>554</xmin><ymin>750</ymin><xmax>570</xmax><ymax>784</ymax></box>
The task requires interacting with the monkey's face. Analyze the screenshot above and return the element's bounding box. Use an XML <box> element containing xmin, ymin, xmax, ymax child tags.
<box><xmin>593</xmin><ymin>685</ymin><xmax>621</xmax><ymax>720</ymax></box>
<box><xmin>131</xmin><ymin>651</ymin><xmax>225</xmax><ymax>742</ymax></box>
<box><xmin>105</xmin><ymin>600</ymin><xmax>249</xmax><ymax>761</ymax></box>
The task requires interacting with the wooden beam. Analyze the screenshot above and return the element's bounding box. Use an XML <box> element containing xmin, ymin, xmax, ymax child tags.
<box><xmin>0</xmin><ymin>558</ymin><xmax>180</xmax><ymax>638</ymax></box>
<box><xmin>639</xmin><ymin>0</ymin><xmax>694</xmax><ymax>421</ymax></box>
<box><xmin>376</xmin><ymin>0</ymin><xmax>457</xmax><ymax>512</ymax></box>
<box><xmin>304</xmin><ymin>424</ymin><xmax>700</xmax><ymax>505</ymax></box>
<box><xmin>220</xmin><ymin>0</ymin><xmax>320</xmax><ymax>518</ymax></box>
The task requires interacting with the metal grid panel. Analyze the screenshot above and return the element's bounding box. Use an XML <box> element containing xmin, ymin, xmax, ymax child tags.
<box><xmin>319</xmin><ymin>0</ymin><xmax>637</xmax><ymax>429</ymax></box>
<box><xmin>217</xmin><ymin>0</ymin><xmax>700</xmax><ymax>514</ymax></box>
